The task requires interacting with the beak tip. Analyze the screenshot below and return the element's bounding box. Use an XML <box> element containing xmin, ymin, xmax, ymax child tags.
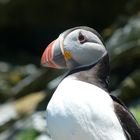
<box><xmin>40</xmin><ymin>40</ymin><xmax>58</xmax><ymax>68</ymax></box>
<box><xmin>40</xmin><ymin>50</ymin><xmax>47</xmax><ymax>66</ymax></box>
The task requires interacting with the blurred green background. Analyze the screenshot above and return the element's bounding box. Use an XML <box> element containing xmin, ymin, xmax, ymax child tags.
<box><xmin>0</xmin><ymin>0</ymin><xmax>140</xmax><ymax>140</ymax></box>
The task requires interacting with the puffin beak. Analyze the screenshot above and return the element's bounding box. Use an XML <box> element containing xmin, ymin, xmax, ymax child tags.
<box><xmin>41</xmin><ymin>38</ymin><xmax>66</xmax><ymax>69</ymax></box>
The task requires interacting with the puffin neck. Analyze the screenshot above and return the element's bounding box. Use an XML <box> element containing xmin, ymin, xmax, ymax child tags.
<box><xmin>66</xmin><ymin>55</ymin><xmax>109</xmax><ymax>92</ymax></box>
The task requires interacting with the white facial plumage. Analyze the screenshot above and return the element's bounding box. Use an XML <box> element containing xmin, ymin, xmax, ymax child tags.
<box><xmin>62</xmin><ymin>29</ymin><xmax>107</xmax><ymax>68</ymax></box>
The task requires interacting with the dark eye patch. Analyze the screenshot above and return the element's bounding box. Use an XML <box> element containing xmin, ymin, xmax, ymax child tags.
<box><xmin>78</xmin><ymin>32</ymin><xmax>87</xmax><ymax>44</ymax></box>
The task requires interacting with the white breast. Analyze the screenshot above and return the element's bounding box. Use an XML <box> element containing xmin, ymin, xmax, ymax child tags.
<box><xmin>46</xmin><ymin>77</ymin><xmax>127</xmax><ymax>140</ymax></box>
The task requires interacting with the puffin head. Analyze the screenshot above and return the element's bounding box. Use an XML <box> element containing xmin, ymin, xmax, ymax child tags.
<box><xmin>41</xmin><ymin>26</ymin><xmax>107</xmax><ymax>70</ymax></box>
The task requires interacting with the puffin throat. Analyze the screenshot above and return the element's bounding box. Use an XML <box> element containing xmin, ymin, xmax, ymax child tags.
<box><xmin>67</xmin><ymin>55</ymin><xmax>110</xmax><ymax>92</ymax></box>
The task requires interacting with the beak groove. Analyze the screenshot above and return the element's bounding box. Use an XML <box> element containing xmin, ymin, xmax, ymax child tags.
<box><xmin>41</xmin><ymin>40</ymin><xmax>58</xmax><ymax>68</ymax></box>
<box><xmin>46</xmin><ymin>40</ymin><xmax>56</xmax><ymax>68</ymax></box>
<box><xmin>41</xmin><ymin>38</ymin><xmax>66</xmax><ymax>69</ymax></box>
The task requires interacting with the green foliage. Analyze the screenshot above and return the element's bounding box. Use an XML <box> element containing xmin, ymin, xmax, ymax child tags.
<box><xmin>14</xmin><ymin>128</ymin><xmax>39</xmax><ymax>140</ymax></box>
<box><xmin>130</xmin><ymin>108</ymin><xmax>140</xmax><ymax>124</ymax></box>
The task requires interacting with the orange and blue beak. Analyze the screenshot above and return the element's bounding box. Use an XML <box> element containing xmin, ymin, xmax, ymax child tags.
<box><xmin>41</xmin><ymin>37</ymin><xmax>67</xmax><ymax>69</ymax></box>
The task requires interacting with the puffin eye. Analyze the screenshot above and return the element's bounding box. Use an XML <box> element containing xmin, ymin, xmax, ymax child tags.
<box><xmin>78</xmin><ymin>32</ymin><xmax>86</xmax><ymax>44</ymax></box>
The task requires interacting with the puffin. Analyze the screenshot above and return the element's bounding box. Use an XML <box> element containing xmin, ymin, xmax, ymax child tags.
<box><xmin>41</xmin><ymin>26</ymin><xmax>140</xmax><ymax>140</ymax></box>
